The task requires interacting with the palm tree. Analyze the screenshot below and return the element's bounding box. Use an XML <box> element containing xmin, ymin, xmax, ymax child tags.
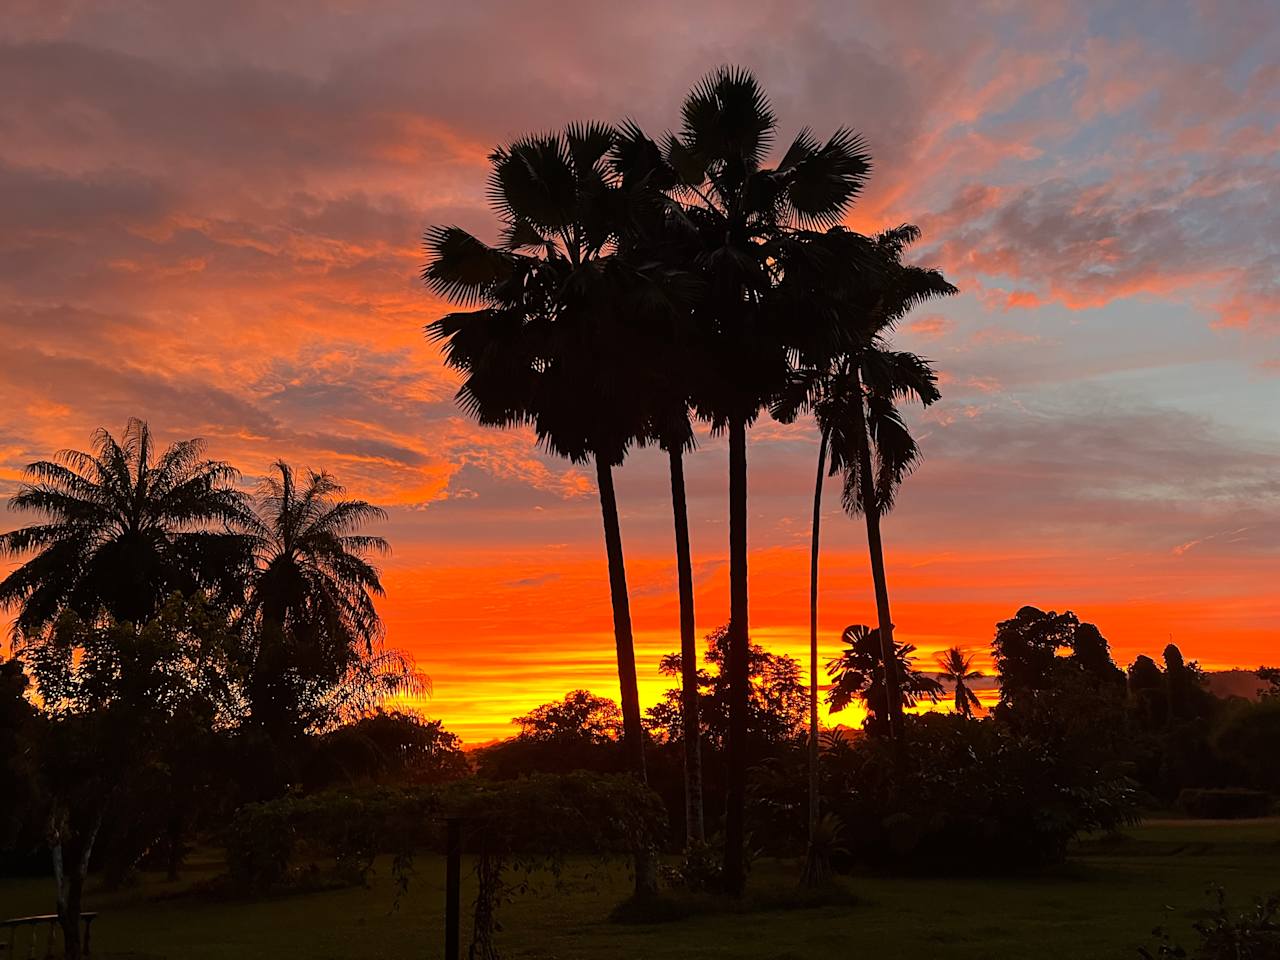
<box><xmin>424</xmin><ymin>125</ymin><xmax>666</xmax><ymax>894</ymax></box>
<box><xmin>826</xmin><ymin>623</ymin><xmax>943</xmax><ymax>733</ymax></box>
<box><xmin>0</xmin><ymin>418</ymin><xmax>252</xmax><ymax>636</ymax></box>
<box><xmin>648</xmin><ymin>407</ymin><xmax>706</xmax><ymax>845</ymax></box>
<box><xmin>820</xmin><ymin>226</ymin><xmax>955</xmax><ymax>736</ymax></box>
<box><xmin>772</xmin><ymin>223</ymin><xmax>951</xmax><ymax>876</ymax></box>
<box><xmin>613</xmin><ymin>121</ymin><xmax>709</xmax><ymax>846</ymax></box>
<box><xmin>241</xmin><ymin>461</ymin><xmax>412</xmax><ymax>737</ymax></box>
<box><xmin>935</xmin><ymin>646</ymin><xmax>983</xmax><ymax>719</ymax></box>
<box><xmin>667</xmin><ymin>67</ymin><xmax>871</xmax><ymax>894</ymax></box>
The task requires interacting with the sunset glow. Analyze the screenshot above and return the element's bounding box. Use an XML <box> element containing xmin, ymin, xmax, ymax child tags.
<box><xmin>3</xmin><ymin>2</ymin><xmax>1278</xmax><ymax>743</ymax></box>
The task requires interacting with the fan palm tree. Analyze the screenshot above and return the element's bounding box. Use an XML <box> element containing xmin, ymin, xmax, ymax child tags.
<box><xmin>0</xmin><ymin>418</ymin><xmax>252</xmax><ymax>636</ymax></box>
<box><xmin>935</xmin><ymin>646</ymin><xmax>984</xmax><ymax>719</ymax></box>
<box><xmin>826</xmin><ymin>623</ymin><xmax>943</xmax><ymax>733</ymax></box>
<box><xmin>242</xmin><ymin>461</ymin><xmax>412</xmax><ymax>737</ymax></box>
<box><xmin>667</xmin><ymin>66</ymin><xmax>871</xmax><ymax>894</ymax></box>
<box><xmin>424</xmin><ymin>124</ymin><xmax>670</xmax><ymax>894</ymax></box>
<box><xmin>647</xmin><ymin>404</ymin><xmax>707</xmax><ymax>845</ymax></box>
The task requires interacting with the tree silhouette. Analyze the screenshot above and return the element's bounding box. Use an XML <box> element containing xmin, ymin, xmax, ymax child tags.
<box><xmin>773</xmin><ymin>223</ymin><xmax>951</xmax><ymax>877</ymax></box>
<box><xmin>823</xmin><ymin>228</ymin><xmax>953</xmax><ymax>736</ymax></box>
<box><xmin>826</xmin><ymin>624</ymin><xmax>942</xmax><ymax>734</ymax></box>
<box><xmin>935</xmin><ymin>647</ymin><xmax>984</xmax><ymax>719</ymax></box>
<box><xmin>0</xmin><ymin>418</ymin><xmax>252</xmax><ymax>636</ymax></box>
<box><xmin>612</xmin><ymin>121</ymin><xmax>709</xmax><ymax>846</ymax></box>
<box><xmin>424</xmin><ymin>125</ymin><xmax>664</xmax><ymax>894</ymax></box>
<box><xmin>242</xmin><ymin>461</ymin><xmax>417</xmax><ymax>739</ymax></box>
<box><xmin>667</xmin><ymin>66</ymin><xmax>871</xmax><ymax>894</ymax></box>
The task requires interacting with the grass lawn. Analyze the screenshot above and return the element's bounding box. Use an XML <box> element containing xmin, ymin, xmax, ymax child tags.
<box><xmin>3</xmin><ymin>818</ymin><xmax>1278</xmax><ymax>959</ymax></box>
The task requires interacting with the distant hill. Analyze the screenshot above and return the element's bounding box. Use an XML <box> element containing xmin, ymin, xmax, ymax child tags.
<box><xmin>1205</xmin><ymin>669</ymin><xmax>1267</xmax><ymax>701</ymax></box>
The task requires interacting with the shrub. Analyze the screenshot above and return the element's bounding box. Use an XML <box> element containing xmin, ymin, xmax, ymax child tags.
<box><xmin>823</xmin><ymin>713</ymin><xmax>1140</xmax><ymax>869</ymax></box>
<box><xmin>1177</xmin><ymin>788</ymin><xmax>1270</xmax><ymax>820</ymax></box>
<box><xmin>1140</xmin><ymin>885</ymin><xmax>1280</xmax><ymax>959</ymax></box>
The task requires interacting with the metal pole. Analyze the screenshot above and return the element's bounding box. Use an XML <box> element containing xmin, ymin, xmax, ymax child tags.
<box><xmin>444</xmin><ymin>818</ymin><xmax>461</xmax><ymax>960</ymax></box>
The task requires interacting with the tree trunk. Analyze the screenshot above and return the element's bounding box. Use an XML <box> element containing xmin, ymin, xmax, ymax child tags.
<box><xmin>801</xmin><ymin>425</ymin><xmax>831</xmax><ymax>887</ymax></box>
<box><xmin>723</xmin><ymin>417</ymin><xmax>749</xmax><ymax>896</ymax></box>
<box><xmin>851</xmin><ymin>367</ymin><xmax>903</xmax><ymax>737</ymax></box>
<box><xmin>53</xmin><ymin>811</ymin><xmax>102</xmax><ymax>960</ymax></box>
<box><xmin>668</xmin><ymin>445</ymin><xmax>705</xmax><ymax>846</ymax></box>
<box><xmin>808</xmin><ymin>428</ymin><xmax>829</xmax><ymax>840</ymax></box>
<box><xmin>594</xmin><ymin>454</ymin><xmax>657</xmax><ymax>897</ymax></box>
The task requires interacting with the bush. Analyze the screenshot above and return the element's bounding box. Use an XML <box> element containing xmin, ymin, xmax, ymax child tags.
<box><xmin>823</xmin><ymin>713</ymin><xmax>1140</xmax><ymax>870</ymax></box>
<box><xmin>1140</xmin><ymin>885</ymin><xmax>1280</xmax><ymax>959</ymax></box>
<box><xmin>1177</xmin><ymin>788</ymin><xmax>1270</xmax><ymax>820</ymax></box>
<box><xmin>1212</xmin><ymin>698</ymin><xmax>1280</xmax><ymax>794</ymax></box>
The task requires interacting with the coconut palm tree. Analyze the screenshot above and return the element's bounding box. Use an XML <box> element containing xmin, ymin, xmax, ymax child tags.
<box><xmin>787</xmin><ymin>225</ymin><xmax>953</xmax><ymax>737</ymax></box>
<box><xmin>771</xmin><ymin>223</ymin><xmax>952</xmax><ymax>878</ymax></box>
<box><xmin>0</xmin><ymin>418</ymin><xmax>252</xmax><ymax>636</ymax></box>
<box><xmin>935</xmin><ymin>646</ymin><xmax>983</xmax><ymax>718</ymax></box>
<box><xmin>424</xmin><ymin>124</ymin><xmax>670</xmax><ymax>894</ymax></box>
<box><xmin>667</xmin><ymin>66</ymin><xmax>871</xmax><ymax>894</ymax></box>
<box><xmin>826</xmin><ymin>623</ymin><xmax>943</xmax><ymax>734</ymax></box>
<box><xmin>241</xmin><ymin>461</ymin><xmax>414</xmax><ymax>737</ymax></box>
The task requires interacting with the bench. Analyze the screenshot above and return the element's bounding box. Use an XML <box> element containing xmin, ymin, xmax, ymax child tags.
<box><xmin>0</xmin><ymin>914</ymin><xmax>97</xmax><ymax>959</ymax></box>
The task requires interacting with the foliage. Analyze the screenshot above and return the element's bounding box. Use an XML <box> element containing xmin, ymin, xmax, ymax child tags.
<box><xmin>646</xmin><ymin>625</ymin><xmax>807</xmax><ymax>754</ymax></box>
<box><xmin>1140</xmin><ymin>886</ymin><xmax>1280</xmax><ymax>959</ymax></box>
<box><xmin>19</xmin><ymin>593</ymin><xmax>242</xmax><ymax>721</ymax></box>
<box><xmin>0</xmin><ymin>656</ymin><xmax>39</xmax><ymax>864</ymax></box>
<box><xmin>935</xmin><ymin>647</ymin><xmax>984</xmax><ymax>719</ymax></box>
<box><xmin>1210</xmin><ymin>698</ymin><xmax>1280</xmax><ymax>794</ymax></box>
<box><xmin>822</xmin><ymin>714</ymin><xmax>1140</xmax><ymax>869</ymax></box>
<box><xmin>1257</xmin><ymin>667</ymin><xmax>1280</xmax><ymax>699</ymax></box>
<box><xmin>305</xmin><ymin>709</ymin><xmax>469</xmax><ymax>790</ymax></box>
<box><xmin>515</xmin><ymin>689</ymin><xmax>622</xmax><ymax>743</ymax></box>
<box><xmin>18</xmin><ymin>596</ymin><xmax>245</xmax><ymax>892</ymax></box>
<box><xmin>224</xmin><ymin>773</ymin><xmax>668</xmax><ymax>957</ymax></box>
<box><xmin>241</xmin><ymin>461</ymin><xmax>423</xmax><ymax>739</ymax></box>
<box><xmin>993</xmin><ymin>606</ymin><xmax>1124</xmax><ymax>710</ymax></box>
<box><xmin>477</xmin><ymin>691</ymin><xmax>628</xmax><ymax>779</ymax></box>
<box><xmin>825</xmin><ymin>624</ymin><xmax>942</xmax><ymax>734</ymax></box>
<box><xmin>0</xmin><ymin>418</ymin><xmax>253</xmax><ymax>635</ymax></box>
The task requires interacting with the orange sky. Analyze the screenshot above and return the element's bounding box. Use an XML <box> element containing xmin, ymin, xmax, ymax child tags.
<box><xmin>1</xmin><ymin>2</ymin><xmax>1278</xmax><ymax>742</ymax></box>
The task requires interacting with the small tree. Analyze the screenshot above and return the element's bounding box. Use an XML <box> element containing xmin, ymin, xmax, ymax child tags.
<box><xmin>825</xmin><ymin>624</ymin><xmax>942</xmax><ymax>735</ymax></box>
<box><xmin>18</xmin><ymin>594</ymin><xmax>240</xmax><ymax>959</ymax></box>
<box><xmin>935</xmin><ymin>647</ymin><xmax>983</xmax><ymax>719</ymax></box>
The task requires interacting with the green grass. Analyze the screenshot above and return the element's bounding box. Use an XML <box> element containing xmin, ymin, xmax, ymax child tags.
<box><xmin>3</xmin><ymin>818</ymin><xmax>1279</xmax><ymax>959</ymax></box>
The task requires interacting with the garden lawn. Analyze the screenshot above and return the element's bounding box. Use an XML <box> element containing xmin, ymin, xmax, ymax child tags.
<box><xmin>2</xmin><ymin>818</ymin><xmax>1278</xmax><ymax>960</ymax></box>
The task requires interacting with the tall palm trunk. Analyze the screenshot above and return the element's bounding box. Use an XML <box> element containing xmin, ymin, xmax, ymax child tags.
<box><xmin>594</xmin><ymin>454</ymin><xmax>657</xmax><ymax>896</ymax></box>
<box><xmin>723</xmin><ymin>416</ymin><xmax>749</xmax><ymax>896</ymax></box>
<box><xmin>801</xmin><ymin>425</ymin><xmax>831</xmax><ymax>886</ymax></box>
<box><xmin>668</xmin><ymin>444</ymin><xmax>705</xmax><ymax>845</ymax></box>
<box><xmin>808</xmin><ymin>427</ymin><xmax>830</xmax><ymax>838</ymax></box>
<box><xmin>850</xmin><ymin>368</ymin><xmax>903</xmax><ymax>736</ymax></box>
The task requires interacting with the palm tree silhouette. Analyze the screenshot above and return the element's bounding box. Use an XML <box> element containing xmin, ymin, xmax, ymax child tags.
<box><xmin>935</xmin><ymin>646</ymin><xmax>983</xmax><ymax>719</ymax></box>
<box><xmin>0</xmin><ymin>418</ymin><xmax>252</xmax><ymax>635</ymax></box>
<box><xmin>667</xmin><ymin>67</ymin><xmax>871</xmax><ymax>894</ymax></box>
<box><xmin>646</xmin><ymin>402</ymin><xmax>707</xmax><ymax>846</ymax></box>
<box><xmin>424</xmin><ymin>125</ymin><xmax>663</xmax><ymax>893</ymax></box>
<box><xmin>806</xmin><ymin>226</ymin><xmax>954</xmax><ymax>735</ymax></box>
<box><xmin>826</xmin><ymin>623</ymin><xmax>943</xmax><ymax>733</ymax></box>
<box><xmin>772</xmin><ymin>222</ymin><xmax>952</xmax><ymax>872</ymax></box>
<box><xmin>242</xmin><ymin>461</ymin><xmax>414</xmax><ymax>737</ymax></box>
<box><xmin>613</xmin><ymin>121</ymin><xmax>710</xmax><ymax>846</ymax></box>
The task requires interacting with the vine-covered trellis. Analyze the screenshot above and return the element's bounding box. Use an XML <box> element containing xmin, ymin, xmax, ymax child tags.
<box><xmin>225</xmin><ymin>772</ymin><xmax>667</xmax><ymax>958</ymax></box>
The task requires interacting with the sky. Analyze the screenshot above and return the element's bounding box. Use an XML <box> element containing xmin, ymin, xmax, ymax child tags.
<box><xmin>1</xmin><ymin>0</ymin><xmax>1277</xmax><ymax>742</ymax></box>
